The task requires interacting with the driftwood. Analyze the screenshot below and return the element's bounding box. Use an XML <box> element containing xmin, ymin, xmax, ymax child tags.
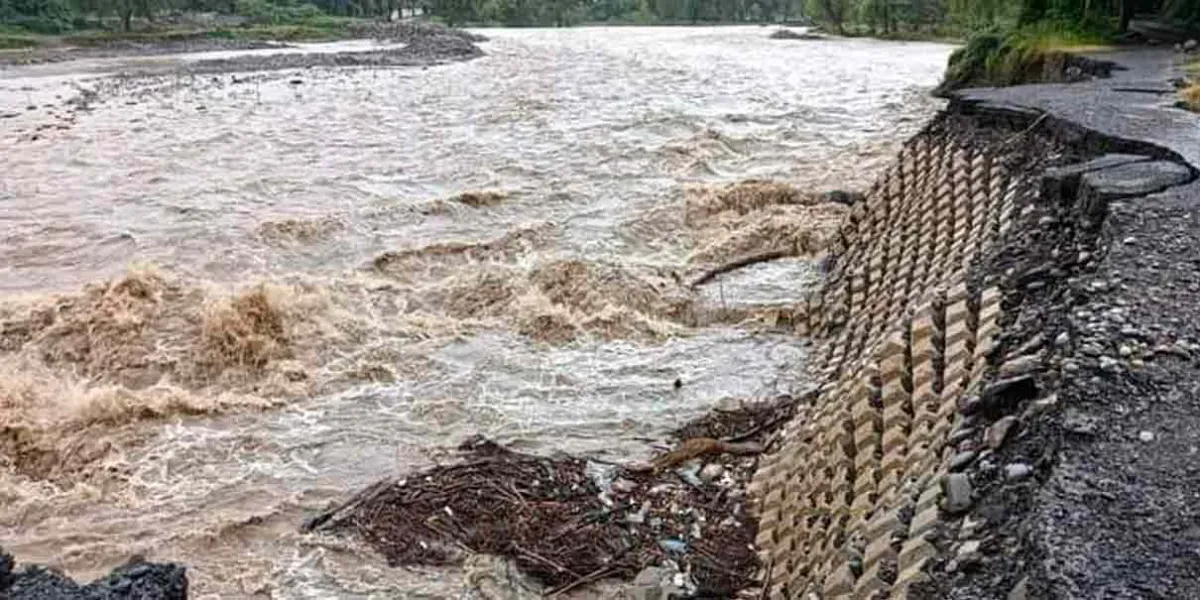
<box><xmin>648</xmin><ymin>438</ymin><xmax>764</xmax><ymax>472</ymax></box>
<box><xmin>300</xmin><ymin>477</ymin><xmax>397</xmax><ymax>533</ymax></box>
<box><xmin>689</xmin><ymin>249</ymin><xmax>792</xmax><ymax>288</ymax></box>
<box><xmin>307</xmin><ymin>398</ymin><xmax>806</xmax><ymax>597</ymax></box>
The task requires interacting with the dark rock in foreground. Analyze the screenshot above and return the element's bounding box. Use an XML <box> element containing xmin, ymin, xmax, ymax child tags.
<box><xmin>0</xmin><ymin>548</ymin><xmax>187</xmax><ymax>600</ymax></box>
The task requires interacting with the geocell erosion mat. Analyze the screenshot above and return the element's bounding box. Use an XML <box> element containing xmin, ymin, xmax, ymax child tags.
<box><xmin>749</xmin><ymin>110</ymin><xmax>1066</xmax><ymax>598</ymax></box>
<box><xmin>312</xmin><ymin>105</ymin><xmax>1195</xmax><ymax>598</ymax></box>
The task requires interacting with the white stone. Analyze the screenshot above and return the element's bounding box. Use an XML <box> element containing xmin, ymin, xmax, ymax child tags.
<box><xmin>699</xmin><ymin>463</ymin><xmax>725</xmax><ymax>482</ymax></box>
<box><xmin>1005</xmin><ymin>463</ymin><xmax>1032</xmax><ymax>480</ymax></box>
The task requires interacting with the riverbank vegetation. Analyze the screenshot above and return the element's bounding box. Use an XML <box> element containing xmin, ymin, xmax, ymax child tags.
<box><xmin>921</xmin><ymin>1</ymin><xmax>1200</xmax><ymax>93</ymax></box>
<box><xmin>1</xmin><ymin>0</ymin><xmax>1197</xmax><ymax>52</ymax></box>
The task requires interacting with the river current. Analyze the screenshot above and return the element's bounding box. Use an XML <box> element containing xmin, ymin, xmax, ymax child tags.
<box><xmin>0</xmin><ymin>27</ymin><xmax>951</xmax><ymax>598</ymax></box>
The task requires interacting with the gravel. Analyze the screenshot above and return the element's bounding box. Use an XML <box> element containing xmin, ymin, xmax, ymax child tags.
<box><xmin>917</xmin><ymin>47</ymin><xmax>1200</xmax><ymax>600</ymax></box>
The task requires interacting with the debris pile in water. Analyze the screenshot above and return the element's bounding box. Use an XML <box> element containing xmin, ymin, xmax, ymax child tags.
<box><xmin>350</xmin><ymin>20</ymin><xmax>489</xmax><ymax>44</ymax></box>
<box><xmin>769</xmin><ymin>28</ymin><xmax>824</xmax><ymax>41</ymax></box>
<box><xmin>311</xmin><ymin>394</ymin><xmax>805</xmax><ymax>597</ymax></box>
<box><xmin>0</xmin><ymin>547</ymin><xmax>188</xmax><ymax>599</ymax></box>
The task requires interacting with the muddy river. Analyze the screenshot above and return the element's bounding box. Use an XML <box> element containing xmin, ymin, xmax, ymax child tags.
<box><xmin>0</xmin><ymin>27</ymin><xmax>951</xmax><ymax>597</ymax></box>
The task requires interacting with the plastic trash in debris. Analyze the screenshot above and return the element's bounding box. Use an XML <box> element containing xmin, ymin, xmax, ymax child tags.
<box><xmin>586</xmin><ymin>461</ymin><xmax>617</xmax><ymax>490</ymax></box>
<box><xmin>626</xmin><ymin>500</ymin><xmax>650</xmax><ymax>524</ymax></box>
<box><xmin>675</xmin><ymin>463</ymin><xmax>704</xmax><ymax>487</ymax></box>
<box><xmin>658</xmin><ymin>538</ymin><xmax>688</xmax><ymax>555</ymax></box>
<box><xmin>586</xmin><ymin>460</ymin><xmax>619</xmax><ymax>506</ymax></box>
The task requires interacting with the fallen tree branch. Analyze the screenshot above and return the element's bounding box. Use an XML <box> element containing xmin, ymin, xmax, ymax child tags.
<box><xmin>689</xmin><ymin>249</ymin><xmax>792</xmax><ymax>288</ymax></box>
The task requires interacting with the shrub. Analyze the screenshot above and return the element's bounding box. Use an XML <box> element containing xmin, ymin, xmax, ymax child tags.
<box><xmin>236</xmin><ymin>0</ymin><xmax>325</xmax><ymax>24</ymax></box>
<box><xmin>0</xmin><ymin>0</ymin><xmax>75</xmax><ymax>33</ymax></box>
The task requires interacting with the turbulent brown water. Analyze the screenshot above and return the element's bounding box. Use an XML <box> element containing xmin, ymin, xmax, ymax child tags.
<box><xmin>0</xmin><ymin>27</ymin><xmax>951</xmax><ymax>597</ymax></box>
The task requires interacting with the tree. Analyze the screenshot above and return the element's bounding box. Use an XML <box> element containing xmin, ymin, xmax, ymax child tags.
<box><xmin>813</xmin><ymin>0</ymin><xmax>845</xmax><ymax>32</ymax></box>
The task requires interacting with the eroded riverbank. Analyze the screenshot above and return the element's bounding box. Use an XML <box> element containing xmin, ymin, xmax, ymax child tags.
<box><xmin>0</xmin><ymin>27</ymin><xmax>951</xmax><ymax>597</ymax></box>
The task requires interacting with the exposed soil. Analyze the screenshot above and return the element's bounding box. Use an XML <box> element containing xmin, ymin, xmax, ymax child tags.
<box><xmin>935</xmin><ymin>33</ymin><xmax>1119</xmax><ymax>96</ymax></box>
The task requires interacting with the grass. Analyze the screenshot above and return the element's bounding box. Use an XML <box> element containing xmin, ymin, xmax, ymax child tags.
<box><xmin>1005</xmin><ymin>21</ymin><xmax>1115</xmax><ymax>54</ymax></box>
<box><xmin>0</xmin><ymin>24</ymin><xmax>43</xmax><ymax>48</ymax></box>
<box><xmin>936</xmin><ymin>22</ymin><xmax>1117</xmax><ymax>94</ymax></box>
<box><xmin>0</xmin><ymin>15</ymin><xmax>361</xmax><ymax>50</ymax></box>
<box><xmin>838</xmin><ymin>23</ymin><xmax>966</xmax><ymax>44</ymax></box>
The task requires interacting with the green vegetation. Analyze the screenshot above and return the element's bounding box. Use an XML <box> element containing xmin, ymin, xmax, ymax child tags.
<box><xmin>0</xmin><ymin>0</ymin><xmax>1197</xmax><ymax>45</ymax></box>
<box><xmin>920</xmin><ymin>1</ymin><xmax>1200</xmax><ymax>93</ymax></box>
<box><xmin>936</xmin><ymin>22</ymin><xmax>1115</xmax><ymax>92</ymax></box>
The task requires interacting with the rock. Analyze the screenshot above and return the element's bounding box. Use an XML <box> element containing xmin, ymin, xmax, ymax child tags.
<box><xmin>1024</xmin><ymin>393</ymin><xmax>1059</xmax><ymax>418</ymax></box>
<box><xmin>1008</xmin><ymin>576</ymin><xmax>1031</xmax><ymax>600</ymax></box>
<box><xmin>956</xmin><ymin>540</ymin><xmax>983</xmax><ymax>567</ymax></box>
<box><xmin>960</xmin><ymin>515</ymin><xmax>985</xmax><ymax>537</ymax></box>
<box><xmin>822</xmin><ymin>189</ymin><xmax>864</xmax><ymax>205</ymax></box>
<box><xmin>999</xmin><ymin>354</ymin><xmax>1040</xmax><ymax>378</ymax></box>
<box><xmin>1185</xmin><ymin>39</ymin><xmax>1198</xmax><ymax>52</ymax></box>
<box><xmin>1014</xmin><ymin>334</ymin><xmax>1045</xmax><ymax>356</ymax></box>
<box><xmin>1005</xmin><ymin>463</ymin><xmax>1033</xmax><ymax>480</ymax></box>
<box><xmin>1139</xmin><ymin>430</ymin><xmax>1155</xmax><ymax>442</ymax></box>
<box><xmin>630</xmin><ymin>565</ymin><xmax>686</xmax><ymax>600</ymax></box>
<box><xmin>461</xmin><ymin>554</ymin><xmax>544</xmax><ymax>600</ymax></box>
<box><xmin>1063</xmin><ymin>410</ymin><xmax>1099</xmax><ymax>436</ymax></box>
<box><xmin>1119</xmin><ymin>344</ymin><xmax>1134</xmax><ymax>358</ymax></box>
<box><xmin>959</xmin><ymin>394</ymin><xmax>983</xmax><ymax>415</ymax></box>
<box><xmin>1081</xmin><ymin>161</ymin><xmax>1192</xmax><ymax>202</ymax></box>
<box><xmin>943</xmin><ymin>473</ymin><xmax>973</xmax><ymax>514</ymax></box>
<box><xmin>950</xmin><ymin>450</ymin><xmax>978</xmax><ymax>471</ymax></box>
<box><xmin>1099</xmin><ymin>356</ymin><xmax>1121</xmax><ymax>373</ymax></box>
<box><xmin>949</xmin><ymin>426</ymin><xmax>976</xmax><ymax>446</ymax></box>
<box><xmin>699</xmin><ymin>463</ymin><xmax>724</xmax><ymax>482</ymax></box>
<box><xmin>981</xmin><ymin>375</ymin><xmax>1038</xmax><ymax>410</ymax></box>
<box><xmin>985</xmin><ymin>416</ymin><xmax>1019</xmax><ymax>450</ymax></box>
<box><xmin>0</xmin><ymin>548</ymin><xmax>188</xmax><ymax>600</ymax></box>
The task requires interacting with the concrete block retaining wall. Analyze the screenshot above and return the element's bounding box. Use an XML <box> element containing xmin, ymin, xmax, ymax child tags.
<box><xmin>749</xmin><ymin>114</ymin><xmax>1037</xmax><ymax>598</ymax></box>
